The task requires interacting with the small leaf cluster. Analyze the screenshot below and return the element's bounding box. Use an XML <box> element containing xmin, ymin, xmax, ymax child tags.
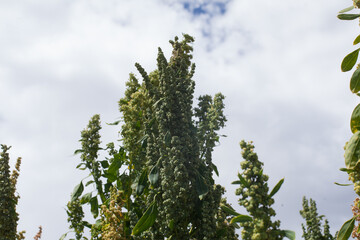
<box><xmin>63</xmin><ymin>35</ymin><xmax>233</xmax><ymax>240</ymax></box>
<box><xmin>337</xmin><ymin>1</ymin><xmax>360</xmax><ymax>239</ymax></box>
<box><xmin>62</xmin><ymin>115</ymin><xmax>134</xmax><ymax>239</ymax></box>
<box><xmin>0</xmin><ymin>145</ymin><xmax>24</xmax><ymax>240</ymax></box>
<box><xmin>232</xmin><ymin>140</ymin><xmax>294</xmax><ymax>240</ymax></box>
<box><xmin>300</xmin><ymin>197</ymin><xmax>335</xmax><ymax>240</ymax></box>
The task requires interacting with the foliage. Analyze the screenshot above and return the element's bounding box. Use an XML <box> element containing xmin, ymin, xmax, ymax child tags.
<box><xmin>232</xmin><ymin>140</ymin><xmax>294</xmax><ymax>240</ymax></box>
<box><xmin>337</xmin><ymin>1</ymin><xmax>360</xmax><ymax>239</ymax></box>
<box><xmin>62</xmin><ymin>34</ymin><xmax>237</xmax><ymax>240</ymax></box>
<box><xmin>300</xmin><ymin>196</ymin><xmax>335</xmax><ymax>240</ymax></box>
<box><xmin>0</xmin><ymin>144</ymin><xmax>24</xmax><ymax>240</ymax></box>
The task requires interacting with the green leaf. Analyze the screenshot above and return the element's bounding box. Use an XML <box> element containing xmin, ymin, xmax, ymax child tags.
<box><xmin>342</xmin><ymin>48</ymin><xmax>360</xmax><ymax>72</ymax></box>
<box><xmin>104</xmin><ymin>182</ymin><xmax>113</xmax><ymax>193</ymax></box>
<box><xmin>339</xmin><ymin>6</ymin><xmax>355</xmax><ymax>13</ymax></box>
<box><xmin>338</xmin><ymin>14</ymin><xmax>360</xmax><ymax>20</ymax></box>
<box><xmin>131</xmin><ymin>201</ymin><xmax>158</xmax><ymax>236</ymax></box>
<box><xmin>335</xmin><ymin>182</ymin><xmax>352</xmax><ymax>186</ymax></box>
<box><xmin>106</xmin><ymin>120</ymin><xmax>121</xmax><ymax>125</ymax></box>
<box><xmin>339</xmin><ymin>168</ymin><xmax>356</xmax><ymax>173</ymax></box>
<box><xmin>354</xmin><ymin>35</ymin><xmax>360</xmax><ymax>45</ymax></box>
<box><xmin>345</xmin><ymin>131</ymin><xmax>360</xmax><ymax>168</ymax></box>
<box><xmin>59</xmin><ymin>233</ymin><xmax>68</xmax><ymax>240</ymax></box>
<box><xmin>337</xmin><ymin>216</ymin><xmax>356</xmax><ymax>240</ymax></box>
<box><xmin>164</xmin><ymin>131</ymin><xmax>171</xmax><ymax>146</ymax></box>
<box><xmin>351</xmin><ymin>66</ymin><xmax>360</xmax><ymax>93</ymax></box>
<box><xmin>80</xmin><ymin>192</ymin><xmax>92</xmax><ymax>204</ymax></box>
<box><xmin>351</xmin><ymin>103</ymin><xmax>360</xmax><ymax>133</ymax></box>
<box><xmin>147</xmin><ymin>117</ymin><xmax>156</xmax><ymax>128</ymax></box>
<box><xmin>106</xmin><ymin>153</ymin><xmax>124</xmax><ymax>181</ymax></box>
<box><xmin>74</xmin><ymin>149</ymin><xmax>84</xmax><ymax>155</ymax></box>
<box><xmin>237</xmin><ymin>173</ymin><xmax>250</xmax><ymax>188</ymax></box>
<box><xmin>71</xmin><ymin>181</ymin><xmax>84</xmax><ymax>202</ymax></box>
<box><xmin>168</xmin><ymin>219</ymin><xmax>174</xmax><ymax>230</ymax></box>
<box><xmin>85</xmin><ymin>180</ymin><xmax>94</xmax><ymax>186</ymax></box>
<box><xmin>211</xmin><ymin>163</ymin><xmax>219</xmax><ymax>176</ymax></box>
<box><xmin>92</xmin><ymin>219</ymin><xmax>102</xmax><ymax>230</ymax></box>
<box><xmin>283</xmin><ymin>230</ymin><xmax>296</xmax><ymax>240</ymax></box>
<box><xmin>100</xmin><ymin>160</ymin><xmax>109</xmax><ymax>169</ymax></box>
<box><xmin>76</xmin><ymin>163</ymin><xmax>86</xmax><ymax>169</ymax></box>
<box><xmin>195</xmin><ymin>173</ymin><xmax>209</xmax><ymax>200</ymax></box>
<box><xmin>90</xmin><ymin>196</ymin><xmax>99</xmax><ymax>218</ymax></box>
<box><xmin>232</xmin><ymin>222</ymin><xmax>240</xmax><ymax>229</ymax></box>
<box><xmin>137</xmin><ymin>135</ymin><xmax>148</xmax><ymax>147</ymax></box>
<box><xmin>220</xmin><ymin>203</ymin><xmax>240</xmax><ymax>216</ymax></box>
<box><xmin>230</xmin><ymin>214</ymin><xmax>252</xmax><ymax>224</ymax></box>
<box><xmin>269</xmin><ymin>178</ymin><xmax>284</xmax><ymax>198</ymax></box>
<box><xmin>82</xmin><ymin>221</ymin><xmax>92</xmax><ymax>229</ymax></box>
<box><xmin>231</xmin><ymin>180</ymin><xmax>242</xmax><ymax>185</ymax></box>
<box><xmin>136</xmin><ymin>169</ymin><xmax>148</xmax><ymax>196</ymax></box>
<box><xmin>148</xmin><ymin>164</ymin><xmax>159</xmax><ymax>186</ymax></box>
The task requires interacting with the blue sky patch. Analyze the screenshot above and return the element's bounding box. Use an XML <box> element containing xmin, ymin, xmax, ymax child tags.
<box><xmin>182</xmin><ymin>0</ymin><xmax>229</xmax><ymax>17</ymax></box>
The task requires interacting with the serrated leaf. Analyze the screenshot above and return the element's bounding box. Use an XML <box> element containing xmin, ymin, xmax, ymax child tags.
<box><xmin>71</xmin><ymin>181</ymin><xmax>84</xmax><ymax>202</ymax></box>
<box><xmin>148</xmin><ymin>164</ymin><xmax>159</xmax><ymax>186</ymax></box>
<box><xmin>342</xmin><ymin>48</ymin><xmax>360</xmax><ymax>72</ymax></box>
<box><xmin>80</xmin><ymin>192</ymin><xmax>92</xmax><ymax>204</ymax></box>
<box><xmin>339</xmin><ymin>6</ymin><xmax>355</xmax><ymax>13</ymax></box>
<box><xmin>220</xmin><ymin>203</ymin><xmax>240</xmax><ymax>216</ymax></box>
<box><xmin>345</xmin><ymin>131</ymin><xmax>360</xmax><ymax>168</ymax></box>
<box><xmin>269</xmin><ymin>178</ymin><xmax>284</xmax><ymax>198</ymax></box>
<box><xmin>351</xmin><ymin>103</ymin><xmax>360</xmax><ymax>133</ymax></box>
<box><xmin>230</xmin><ymin>214</ymin><xmax>252</xmax><ymax>224</ymax></box>
<box><xmin>338</xmin><ymin>14</ymin><xmax>360</xmax><ymax>20</ymax></box>
<box><xmin>90</xmin><ymin>197</ymin><xmax>99</xmax><ymax>218</ymax></box>
<box><xmin>283</xmin><ymin>230</ymin><xmax>296</xmax><ymax>240</ymax></box>
<box><xmin>131</xmin><ymin>201</ymin><xmax>158</xmax><ymax>236</ymax></box>
<box><xmin>335</xmin><ymin>182</ymin><xmax>352</xmax><ymax>186</ymax></box>
<box><xmin>337</xmin><ymin>216</ymin><xmax>356</xmax><ymax>240</ymax></box>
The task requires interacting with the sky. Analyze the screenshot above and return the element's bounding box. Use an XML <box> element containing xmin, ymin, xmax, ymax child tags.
<box><xmin>0</xmin><ymin>0</ymin><xmax>358</xmax><ymax>239</ymax></box>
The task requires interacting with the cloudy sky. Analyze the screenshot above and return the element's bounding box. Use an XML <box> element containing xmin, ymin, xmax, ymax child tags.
<box><xmin>0</xmin><ymin>0</ymin><xmax>358</xmax><ymax>239</ymax></box>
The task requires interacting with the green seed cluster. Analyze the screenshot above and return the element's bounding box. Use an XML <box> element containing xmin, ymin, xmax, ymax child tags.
<box><xmin>118</xmin><ymin>34</ymin><xmax>231</xmax><ymax>239</ymax></box>
<box><xmin>300</xmin><ymin>196</ymin><xmax>334</xmax><ymax>240</ymax></box>
<box><xmin>66</xmin><ymin>200</ymin><xmax>85</xmax><ymax>240</ymax></box>
<box><xmin>236</xmin><ymin>141</ymin><xmax>284</xmax><ymax>240</ymax></box>
<box><xmin>0</xmin><ymin>145</ymin><xmax>21</xmax><ymax>240</ymax></box>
